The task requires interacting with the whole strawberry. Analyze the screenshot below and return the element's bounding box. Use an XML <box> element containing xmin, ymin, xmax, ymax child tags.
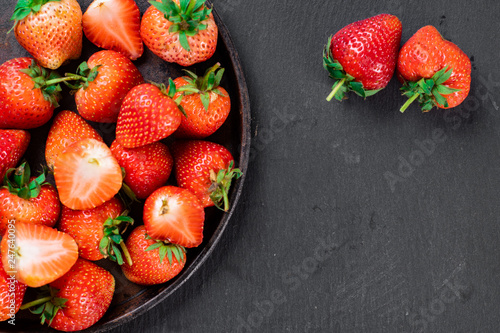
<box><xmin>0</xmin><ymin>58</ymin><xmax>62</xmax><ymax>129</ymax></box>
<box><xmin>0</xmin><ymin>163</ymin><xmax>60</xmax><ymax>236</ymax></box>
<box><xmin>140</xmin><ymin>0</ymin><xmax>218</xmax><ymax>66</ymax></box>
<box><xmin>110</xmin><ymin>139</ymin><xmax>173</xmax><ymax>199</ymax></box>
<box><xmin>323</xmin><ymin>14</ymin><xmax>402</xmax><ymax>101</ymax></box>
<box><xmin>0</xmin><ymin>129</ymin><xmax>30</xmax><ymax>181</ymax></box>
<box><xmin>73</xmin><ymin>50</ymin><xmax>144</xmax><ymax>123</ymax></box>
<box><xmin>172</xmin><ymin>140</ymin><xmax>242</xmax><ymax>211</ymax></box>
<box><xmin>10</xmin><ymin>0</ymin><xmax>83</xmax><ymax>69</ymax></box>
<box><xmin>0</xmin><ymin>264</ymin><xmax>27</xmax><ymax>322</ymax></box>
<box><xmin>45</xmin><ymin>110</ymin><xmax>104</xmax><ymax>171</ymax></box>
<box><xmin>20</xmin><ymin>259</ymin><xmax>115</xmax><ymax>331</ymax></box>
<box><xmin>174</xmin><ymin>63</ymin><xmax>231</xmax><ymax>138</ymax></box>
<box><xmin>116</xmin><ymin>81</ymin><xmax>182</xmax><ymax>148</ymax></box>
<box><xmin>398</xmin><ymin>25</ymin><xmax>471</xmax><ymax>112</ymax></box>
<box><xmin>122</xmin><ymin>225</ymin><xmax>186</xmax><ymax>285</ymax></box>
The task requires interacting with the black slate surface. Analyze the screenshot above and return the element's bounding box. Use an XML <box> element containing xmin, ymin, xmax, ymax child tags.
<box><xmin>5</xmin><ymin>0</ymin><xmax>500</xmax><ymax>332</ymax></box>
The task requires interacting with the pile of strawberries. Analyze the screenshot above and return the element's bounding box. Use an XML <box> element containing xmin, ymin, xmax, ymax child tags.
<box><xmin>323</xmin><ymin>14</ymin><xmax>472</xmax><ymax>112</ymax></box>
<box><xmin>0</xmin><ymin>0</ymin><xmax>242</xmax><ymax>331</ymax></box>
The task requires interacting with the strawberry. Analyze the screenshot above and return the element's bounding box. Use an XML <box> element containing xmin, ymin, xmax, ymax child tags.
<box><xmin>0</xmin><ymin>163</ymin><xmax>60</xmax><ymax>236</ymax></box>
<box><xmin>72</xmin><ymin>51</ymin><xmax>144</xmax><ymax>123</ymax></box>
<box><xmin>140</xmin><ymin>0</ymin><xmax>218</xmax><ymax>66</ymax></box>
<box><xmin>174</xmin><ymin>63</ymin><xmax>231</xmax><ymax>138</ymax></box>
<box><xmin>0</xmin><ymin>129</ymin><xmax>30</xmax><ymax>181</ymax></box>
<box><xmin>10</xmin><ymin>0</ymin><xmax>82</xmax><ymax>69</ymax></box>
<box><xmin>323</xmin><ymin>14</ymin><xmax>402</xmax><ymax>101</ymax></box>
<box><xmin>83</xmin><ymin>0</ymin><xmax>144</xmax><ymax>60</ymax></box>
<box><xmin>397</xmin><ymin>25</ymin><xmax>471</xmax><ymax>112</ymax></box>
<box><xmin>57</xmin><ymin>197</ymin><xmax>127</xmax><ymax>262</ymax></box>
<box><xmin>115</xmin><ymin>81</ymin><xmax>182</xmax><ymax>148</ymax></box>
<box><xmin>45</xmin><ymin>110</ymin><xmax>104</xmax><ymax>171</ymax></box>
<box><xmin>122</xmin><ymin>225</ymin><xmax>186</xmax><ymax>285</ymax></box>
<box><xmin>54</xmin><ymin>138</ymin><xmax>123</xmax><ymax>210</ymax></box>
<box><xmin>1</xmin><ymin>222</ymin><xmax>78</xmax><ymax>288</ymax></box>
<box><xmin>110</xmin><ymin>139</ymin><xmax>174</xmax><ymax>199</ymax></box>
<box><xmin>20</xmin><ymin>259</ymin><xmax>115</xmax><ymax>331</ymax></box>
<box><xmin>0</xmin><ymin>263</ymin><xmax>27</xmax><ymax>322</ymax></box>
<box><xmin>143</xmin><ymin>186</ymin><xmax>205</xmax><ymax>248</ymax></box>
<box><xmin>0</xmin><ymin>58</ymin><xmax>62</xmax><ymax>129</ymax></box>
<box><xmin>172</xmin><ymin>140</ymin><xmax>242</xmax><ymax>211</ymax></box>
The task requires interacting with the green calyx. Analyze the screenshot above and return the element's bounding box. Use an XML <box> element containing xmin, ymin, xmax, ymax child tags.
<box><xmin>19</xmin><ymin>60</ymin><xmax>64</xmax><ymax>107</ymax></box>
<box><xmin>145</xmin><ymin>234</ymin><xmax>186</xmax><ymax>265</ymax></box>
<box><xmin>9</xmin><ymin>0</ymin><xmax>61</xmax><ymax>32</ymax></box>
<box><xmin>20</xmin><ymin>285</ymin><xmax>67</xmax><ymax>326</ymax></box>
<box><xmin>323</xmin><ymin>36</ymin><xmax>382</xmax><ymax>102</ymax></box>
<box><xmin>62</xmin><ymin>61</ymin><xmax>101</xmax><ymax>91</ymax></box>
<box><xmin>99</xmin><ymin>212</ymin><xmax>134</xmax><ymax>266</ymax></box>
<box><xmin>400</xmin><ymin>65</ymin><xmax>461</xmax><ymax>113</ymax></box>
<box><xmin>176</xmin><ymin>63</ymin><xmax>226</xmax><ymax>112</ymax></box>
<box><xmin>150</xmin><ymin>0</ymin><xmax>212</xmax><ymax>52</ymax></box>
<box><xmin>150</xmin><ymin>78</ymin><xmax>178</xmax><ymax>99</ymax></box>
<box><xmin>208</xmin><ymin>160</ymin><xmax>242</xmax><ymax>212</ymax></box>
<box><xmin>2</xmin><ymin>162</ymin><xmax>48</xmax><ymax>200</ymax></box>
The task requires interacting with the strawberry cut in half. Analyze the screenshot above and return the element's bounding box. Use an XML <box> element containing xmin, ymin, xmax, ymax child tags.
<box><xmin>143</xmin><ymin>186</ymin><xmax>205</xmax><ymax>248</ymax></box>
<box><xmin>83</xmin><ymin>0</ymin><xmax>143</xmax><ymax>60</ymax></box>
<box><xmin>54</xmin><ymin>138</ymin><xmax>122</xmax><ymax>210</ymax></box>
<box><xmin>1</xmin><ymin>222</ymin><xmax>78</xmax><ymax>288</ymax></box>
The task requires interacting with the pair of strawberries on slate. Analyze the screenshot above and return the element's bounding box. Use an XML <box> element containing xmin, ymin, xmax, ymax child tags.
<box><xmin>323</xmin><ymin>14</ymin><xmax>471</xmax><ymax>112</ymax></box>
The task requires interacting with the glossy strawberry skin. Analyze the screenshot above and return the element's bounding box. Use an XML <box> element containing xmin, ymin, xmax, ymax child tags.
<box><xmin>116</xmin><ymin>83</ymin><xmax>182</xmax><ymax>148</ymax></box>
<box><xmin>48</xmin><ymin>259</ymin><xmax>115</xmax><ymax>331</ymax></box>
<box><xmin>0</xmin><ymin>263</ymin><xmax>27</xmax><ymax>322</ymax></box>
<box><xmin>121</xmin><ymin>225</ymin><xmax>186</xmax><ymax>285</ymax></box>
<box><xmin>75</xmin><ymin>50</ymin><xmax>144</xmax><ymax>123</ymax></box>
<box><xmin>140</xmin><ymin>4</ymin><xmax>218</xmax><ymax>67</ymax></box>
<box><xmin>330</xmin><ymin>14</ymin><xmax>402</xmax><ymax>90</ymax></box>
<box><xmin>172</xmin><ymin>140</ymin><xmax>235</xmax><ymax>208</ymax></box>
<box><xmin>0</xmin><ymin>129</ymin><xmax>30</xmax><ymax>181</ymax></box>
<box><xmin>14</xmin><ymin>0</ymin><xmax>82</xmax><ymax>70</ymax></box>
<box><xmin>45</xmin><ymin>110</ymin><xmax>104</xmax><ymax>170</ymax></box>
<box><xmin>173</xmin><ymin>77</ymin><xmax>231</xmax><ymax>138</ymax></box>
<box><xmin>0</xmin><ymin>58</ymin><xmax>55</xmax><ymax>129</ymax></box>
<box><xmin>0</xmin><ymin>178</ymin><xmax>61</xmax><ymax>236</ymax></box>
<box><xmin>110</xmin><ymin>140</ymin><xmax>173</xmax><ymax>199</ymax></box>
<box><xmin>57</xmin><ymin>197</ymin><xmax>124</xmax><ymax>261</ymax></box>
<box><xmin>397</xmin><ymin>25</ymin><xmax>471</xmax><ymax>109</ymax></box>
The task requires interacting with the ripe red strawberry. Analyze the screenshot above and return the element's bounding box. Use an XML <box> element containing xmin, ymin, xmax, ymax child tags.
<box><xmin>122</xmin><ymin>225</ymin><xmax>186</xmax><ymax>285</ymax></box>
<box><xmin>10</xmin><ymin>0</ymin><xmax>82</xmax><ymax>69</ymax></box>
<box><xmin>397</xmin><ymin>25</ymin><xmax>471</xmax><ymax>112</ymax></box>
<box><xmin>20</xmin><ymin>259</ymin><xmax>115</xmax><ymax>331</ymax></box>
<box><xmin>115</xmin><ymin>81</ymin><xmax>182</xmax><ymax>148</ymax></box>
<box><xmin>1</xmin><ymin>222</ymin><xmax>78</xmax><ymax>288</ymax></box>
<box><xmin>0</xmin><ymin>129</ymin><xmax>30</xmax><ymax>181</ymax></box>
<box><xmin>140</xmin><ymin>0</ymin><xmax>218</xmax><ymax>66</ymax></box>
<box><xmin>143</xmin><ymin>186</ymin><xmax>205</xmax><ymax>248</ymax></box>
<box><xmin>172</xmin><ymin>140</ymin><xmax>242</xmax><ymax>211</ymax></box>
<box><xmin>83</xmin><ymin>0</ymin><xmax>143</xmax><ymax>60</ymax></box>
<box><xmin>73</xmin><ymin>50</ymin><xmax>144</xmax><ymax>123</ymax></box>
<box><xmin>0</xmin><ymin>263</ymin><xmax>27</xmax><ymax>322</ymax></box>
<box><xmin>45</xmin><ymin>110</ymin><xmax>104</xmax><ymax>170</ymax></box>
<box><xmin>54</xmin><ymin>138</ymin><xmax>123</xmax><ymax>210</ymax></box>
<box><xmin>0</xmin><ymin>163</ymin><xmax>60</xmax><ymax>236</ymax></box>
<box><xmin>0</xmin><ymin>58</ymin><xmax>62</xmax><ymax>129</ymax></box>
<box><xmin>110</xmin><ymin>139</ymin><xmax>173</xmax><ymax>199</ymax></box>
<box><xmin>323</xmin><ymin>14</ymin><xmax>402</xmax><ymax>101</ymax></box>
<box><xmin>174</xmin><ymin>63</ymin><xmax>231</xmax><ymax>138</ymax></box>
<box><xmin>57</xmin><ymin>197</ymin><xmax>127</xmax><ymax>262</ymax></box>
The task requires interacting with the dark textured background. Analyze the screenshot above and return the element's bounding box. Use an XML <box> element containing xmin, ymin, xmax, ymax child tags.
<box><xmin>4</xmin><ymin>0</ymin><xmax>500</xmax><ymax>332</ymax></box>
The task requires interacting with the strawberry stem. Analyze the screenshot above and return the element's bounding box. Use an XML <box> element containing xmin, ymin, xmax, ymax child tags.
<box><xmin>119</xmin><ymin>240</ymin><xmax>133</xmax><ymax>266</ymax></box>
<box><xmin>20</xmin><ymin>296</ymin><xmax>52</xmax><ymax>310</ymax></box>
<box><xmin>44</xmin><ymin>75</ymin><xmax>82</xmax><ymax>86</ymax></box>
<box><xmin>400</xmin><ymin>92</ymin><xmax>420</xmax><ymax>113</ymax></box>
<box><xmin>326</xmin><ymin>78</ymin><xmax>346</xmax><ymax>102</ymax></box>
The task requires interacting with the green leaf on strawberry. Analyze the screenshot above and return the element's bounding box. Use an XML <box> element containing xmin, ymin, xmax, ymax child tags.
<box><xmin>144</xmin><ymin>234</ymin><xmax>186</xmax><ymax>265</ymax></box>
<box><xmin>20</xmin><ymin>285</ymin><xmax>67</xmax><ymax>326</ymax></box>
<box><xmin>209</xmin><ymin>160</ymin><xmax>243</xmax><ymax>212</ymax></box>
<box><xmin>99</xmin><ymin>213</ymin><xmax>134</xmax><ymax>266</ymax></box>
<box><xmin>3</xmin><ymin>162</ymin><xmax>48</xmax><ymax>199</ymax></box>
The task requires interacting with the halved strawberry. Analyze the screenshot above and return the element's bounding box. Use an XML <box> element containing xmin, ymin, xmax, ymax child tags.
<box><xmin>143</xmin><ymin>186</ymin><xmax>205</xmax><ymax>248</ymax></box>
<box><xmin>1</xmin><ymin>222</ymin><xmax>78</xmax><ymax>288</ymax></box>
<box><xmin>83</xmin><ymin>0</ymin><xmax>143</xmax><ymax>60</ymax></box>
<box><xmin>54</xmin><ymin>138</ymin><xmax>122</xmax><ymax>210</ymax></box>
